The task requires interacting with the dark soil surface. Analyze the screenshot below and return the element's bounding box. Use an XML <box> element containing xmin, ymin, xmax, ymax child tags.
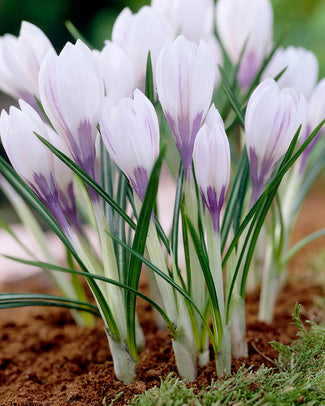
<box><xmin>0</xmin><ymin>184</ymin><xmax>324</xmax><ymax>405</ymax></box>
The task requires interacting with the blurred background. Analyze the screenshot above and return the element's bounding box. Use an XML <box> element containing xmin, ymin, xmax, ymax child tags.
<box><xmin>0</xmin><ymin>0</ymin><xmax>324</xmax><ymax>75</ymax></box>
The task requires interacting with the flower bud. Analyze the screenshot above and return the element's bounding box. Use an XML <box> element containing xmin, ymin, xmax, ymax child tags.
<box><xmin>0</xmin><ymin>100</ymin><xmax>54</xmax><ymax>191</ymax></box>
<box><xmin>245</xmin><ymin>78</ymin><xmax>308</xmax><ymax>203</ymax></box>
<box><xmin>0</xmin><ymin>21</ymin><xmax>54</xmax><ymax>107</ymax></box>
<box><xmin>39</xmin><ymin>40</ymin><xmax>104</xmax><ymax>178</ymax></box>
<box><xmin>112</xmin><ymin>6</ymin><xmax>172</xmax><ymax>88</ymax></box>
<box><xmin>193</xmin><ymin>105</ymin><xmax>230</xmax><ymax>232</ymax></box>
<box><xmin>96</xmin><ymin>41</ymin><xmax>136</xmax><ymax>103</ymax></box>
<box><xmin>100</xmin><ymin>90</ymin><xmax>160</xmax><ymax>201</ymax></box>
<box><xmin>216</xmin><ymin>0</ymin><xmax>273</xmax><ymax>90</ymax></box>
<box><xmin>156</xmin><ymin>35</ymin><xmax>215</xmax><ymax>176</ymax></box>
<box><xmin>263</xmin><ymin>46</ymin><xmax>319</xmax><ymax>100</ymax></box>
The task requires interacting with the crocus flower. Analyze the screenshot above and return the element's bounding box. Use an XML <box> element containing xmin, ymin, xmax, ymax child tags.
<box><xmin>112</xmin><ymin>6</ymin><xmax>172</xmax><ymax>89</ymax></box>
<box><xmin>96</xmin><ymin>41</ymin><xmax>136</xmax><ymax>103</ymax></box>
<box><xmin>193</xmin><ymin>105</ymin><xmax>230</xmax><ymax>232</ymax></box>
<box><xmin>0</xmin><ymin>100</ymin><xmax>72</xmax><ymax>235</ymax></box>
<box><xmin>262</xmin><ymin>46</ymin><xmax>319</xmax><ymax>100</ymax></box>
<box><xmin>245</xmin><ymin>78</ymin><xmax>308</xmax><ymax>204</ymax></box>
<box><xmin>151</xmin><ymin>0</ymin><xmax>215</xmax><ymax>43</ymax></box>
<box><xmin>39</xmin><ymin>40</ymin><xmax>104</xmax><ymax>179</ymax></box>
<box><xmin>100</xmin><ymin>90</ymin><xmax>160</xmax><ymax>201</ymax></box>
<box><xmin>216</xmin><ymin>0</ymin><xmax>273</xmax><ymax>90</ymax></box>
<box><xmin>0</xmin><ymin>21</ymin><xmax>54</xmax><ymax>107</ymax></box>
<box><xmin>156</xmin><ymin>35</ymin><xmax>215</xmax><ymax>176</ymax></box>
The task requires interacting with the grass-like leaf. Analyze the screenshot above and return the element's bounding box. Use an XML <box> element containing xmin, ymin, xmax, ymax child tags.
<box><xmin>126</xmin><ymin>148</ymin><xmax>164</xmax><ymax>359</ymax></box>
<box><xmin>0</xmin><ymin>156</ymin><xmax>120</xmax><ymax>338</ymax></box>
<box><xmin>145</xmin><ymin>51</ymin><xmax>154</xmax><ymax>105</ymax></box>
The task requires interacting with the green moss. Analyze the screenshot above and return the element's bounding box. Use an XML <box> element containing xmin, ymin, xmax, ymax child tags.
<box><xmin>126</xmin><ymin>306</ymin><xmax>325</xmax><ymax>406</ymax></box>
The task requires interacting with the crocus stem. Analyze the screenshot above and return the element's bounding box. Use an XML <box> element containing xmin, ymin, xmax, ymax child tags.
<box><xmin>183</xmin><ymin>173</ymin><xmax>206</xmax><ymax>337</ymax></box>
<box><xmin>134</xmin><ymin>196</ymin><xmax>198</xmax><ymax>381</ymax></box>
<box><xmin>258</xmin><ymin>244</ymin><xmax>287</xmax><ymax>323</ymax></box>
<box><xmin>105</xmin><ymin>328</ymin><xmax>136</xmax><ymax>384</ymax></box>
<box><xmin>206</xmin><ymin>212</ymin><xmax>231</xmax><ymax>375</ymax></box>
<box><xmin>92</xmin><ymin>200</ymin><xmax>127</xmax><ymax>340</ymax></box>
<box><xmin>229</xmin><ymin>293</ymin><xmax>248</xmax><ymax>358</ymax></box>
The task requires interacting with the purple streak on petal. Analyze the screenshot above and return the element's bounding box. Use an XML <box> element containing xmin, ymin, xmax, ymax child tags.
<box><xmin>31</xmin><ymin>172</ymin><xmax>72</xmax><ymax>237</ymax></box>
<box><xmin>130</xmin><ymin>166</ymin><xmax>148</xmax><ymax>201</ymax></box>
<box><xmin>166</xmin><ymin>110</ymin><xmax>204</xmax><ymax>177</ymax></box>
<box><xmin>58</xmin><ymin>182</ymin><xmax>83</xmax><ymax>235</ymax></box>
<box><xmin>249</xmin><ymin>147</ymin><xmax>275</xmax><ymax>207</ymax></box>
<box><xmin>237</xmin><ymin>51</ymin><xmax>259</xmax><ymax>90</ymax></box>
<box><xmin>201</xmin><ymin>185</ymin><xmax>226</xmax><ymax>233</ymax></box>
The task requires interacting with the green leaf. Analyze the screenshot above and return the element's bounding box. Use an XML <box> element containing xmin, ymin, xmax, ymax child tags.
<box><xmin>220</xmin><ymin>66</ymin><xmax>245</xmax><ymax>128</ymax></box>
<box><xmin>145</xmin><ymin>51</ymin><xmax>155</xmax><ymax>104</ymax></box>
<box><xmin>65</xmin><ymin>20</ymin><xmax>94</xmax><ymax>49</ymax></box>
<box><xmin>0</xmin><ymin>157</ymin><xmax>120</xmax><ymax>339</ymax></box>
<box><xmin>106</xmin><ymin>232</ymin><xmax>218</xmax><ymax>352</ymax></box>
<box><xmin>0</xmin><ymin>292</ymin><xmax>100</xmax><ymax>316</ymax></box>
<box><xmin>126</xmin><ymin>147</ymin><xmax>165</xmax><ymax>359</ymax></box>
<box><xmin>4</xmin><ymin>255</ymin><xmax>176</xmax><ymax>337</ymax></box>
<box><xmin>185</xmin><ymin>215</ymin><xmax>223</xmax><ymax>343</ymax></box>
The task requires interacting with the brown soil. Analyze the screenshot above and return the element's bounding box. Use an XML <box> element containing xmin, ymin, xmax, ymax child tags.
<box><xmin>0</xmin><ymin>184</ymin><xmax>324</xmax><ymax>405</ymax></box>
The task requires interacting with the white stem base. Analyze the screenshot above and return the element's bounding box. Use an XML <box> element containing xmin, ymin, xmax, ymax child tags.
<box><xmin>230</xmin><ymin>294</ymin><xmax>248</xmax><ymax>358</ymax></box>
<box><xmin>106</xmin><ymin>332</ymin><xmax>136</xmax><ymax>384</ymax></box>
<box><xmin>216</xmin><ymin>323</ymin><xmax>232</xmax><ymax>376</ymax></box>
<box><xmin>172</xmin><ymin>338</ymin><xmax>197</xmax><ymax>382</ymax></box>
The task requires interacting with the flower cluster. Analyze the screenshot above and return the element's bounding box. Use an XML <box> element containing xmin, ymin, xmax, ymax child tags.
<box><xmin>0</xmin><ymin>0</ymin><xmax>324</xmax><ymax>385</ymax></box>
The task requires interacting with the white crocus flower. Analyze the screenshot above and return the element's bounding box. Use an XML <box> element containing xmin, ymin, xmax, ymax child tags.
<box><xmin>193</xmin><ymin>105</ymin><xmax>230</xmax><ymax>232</ymax></box>
<box><xmin>245</xmin><ymin>78</ymin><xmax>308</xmax><ymax>204</ymax></box>
<box><xmin>0</xmin><ymin>21</ymin><xmax>54</xmax><ymax>106</ymax></box>
<box><xmin>100</xmin><ymin>90</ymin><xmax>160</xmax><ymax>201</ymax></box>
<box><xmin>112</xmin><ymin>6</ymin><xmax>172</xmax><ymax>89</ymax></box>
<box><xmin>39</xmin><ymin>40</ymin><xmax>104</xmax><ymax>180</ymax></box>
<box><xmin>216</xmin><ymin>0</ymin><xmax>273</xmax><ymax>90</ymax></box>
<box><xmin>156</xmin><ymin>35</ymin><xmax>215</xmax><ymax>176</ymax></box>
<box><xmin>263</xmin><ymin>46</ymin><xmax>319</xmax><ymax>100</ymax></box>
<box><xmin>97</xmin><ymin>41</ymin><xmax>136</xmax><ymax>103</ymax></box>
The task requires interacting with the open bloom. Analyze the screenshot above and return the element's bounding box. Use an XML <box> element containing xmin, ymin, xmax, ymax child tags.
<box><xmin>245</xmin><ymin>78</ymin><xmax>308</xmax><ymax>204</ymax></box>
<box><xmin>39</xmin><ymin>40</ymin><xmax>104</xmax><ymax>178</ymax></box>
<box><xmin>156</xmin><ymin>35</ymin><xmax>215</xmax><ymax>175</ymax></box>
<box><xmin>100</xmin><ymin>90</ymin><xmax>160</xmax><ymax>201</ymax></box>
<box><xmin>262</xmin><ymin>46</ymin><xmax>319</xmax><ymax>100</ymax></box>
<box><xmin>216</xmin><ymin>0</ymin><xmax>273</xmax><ymax>90</ymax></box>
<box><xmin>151</xmin><ymin>0</ymin><xmax>215</xmax><ymax>43</ymax></box>
<box><xmin>96</xmin><ymin>41</ymin><xmax>136</xmax><ymax>103</ymax></box>
<box><xmin>0</xmin><ymin>21</ymin><xmax>54</xmax><ymax>107</ymax></box>
<box><xmin>193</xmin><ymin>105</ymin><xmax>230</xmax><ymax>232</ymax></box>
<box><xmin>112</xmin><ymin>6</ymin><xmax>171</xmax><ymax>88</ymax></box>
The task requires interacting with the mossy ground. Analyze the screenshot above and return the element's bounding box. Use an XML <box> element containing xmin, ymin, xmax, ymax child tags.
<box><xmin>125</xmin><ymin>306</ymin><xmax>325</xmax><ymax>406</ymax></box>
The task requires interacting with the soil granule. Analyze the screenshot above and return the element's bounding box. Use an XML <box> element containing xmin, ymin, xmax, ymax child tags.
<box><xmin>0</xmin><ymin>184</ymin><xmax>324</xmax><ymax>405</ymax></box>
